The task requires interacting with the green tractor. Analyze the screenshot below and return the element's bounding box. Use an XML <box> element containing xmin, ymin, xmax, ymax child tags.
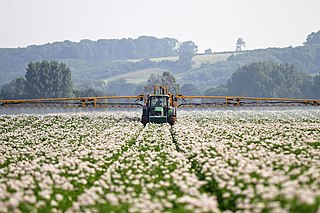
<box><xmin>141</xmin><ymin>86</ymin><xmax>177</xmax><ymax>125</ymax></box>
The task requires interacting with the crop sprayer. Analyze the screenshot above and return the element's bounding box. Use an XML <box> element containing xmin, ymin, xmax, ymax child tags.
<box><xmin>1</xmin><ymin>85</ymin><xmax>320</xmax><ymax>125</ymax></box>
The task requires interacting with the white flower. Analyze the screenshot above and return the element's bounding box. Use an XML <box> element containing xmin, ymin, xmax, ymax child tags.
<box><xmin>55</xmin><ymin>194</ymin><xmax>64</xmax><ymax>202</ymax></box>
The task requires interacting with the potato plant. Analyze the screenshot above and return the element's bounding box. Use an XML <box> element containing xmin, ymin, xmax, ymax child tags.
<box><xmin>0</xmin><ymin>110</ymin><xmax>319</xmax><ymax>212</ymax></box>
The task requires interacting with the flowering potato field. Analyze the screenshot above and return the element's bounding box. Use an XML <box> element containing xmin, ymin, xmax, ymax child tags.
<box><xmin>0</xmin><ymin>110</ymin><xmax>319</xmax><ymax>212</ymax></box>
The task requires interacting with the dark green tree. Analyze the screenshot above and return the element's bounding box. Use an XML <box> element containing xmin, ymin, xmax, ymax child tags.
<box><xmin>0</xmin><ymin>77</ymin><xmax>27</xmax><ymax>99</ymax></box>
<box><xmin>25</xmin><ymin>60</ymin><xmax>72</xmax><ymax>98</ymax></box>
<box><xmin>312</xmin><ymin>74</ymin><xmax>320</xmax><ymax>98</ymax></box>
<box><xmin>176</xmin><ymin>41</ymin><xmax>198</xmax><ymax>70</ymax></box>
<box><xmin>180</xmin><ymin>83</ymin><xmax>200</xmax><ymax>95</ymax></box>
<box><xmin>73</xmin><ymin>88</ymin><xmax>104</xmax><ymax>97</ymax></box>
<box><xmin>227</xmin><ymin>61</ymin><xmax>308</xmax><ymax>98</ymax></box>
<box><xmin>303</xmin><ymin>30</ymin><xmax>320</xmax><ymax>46</ymax></box>
<box><xmin>106</xmin><ymin>78</ymin><xmax>137</xmax><ymax>96</ymax></box>
<box><xmin>204</xmin><ymin>85</ymin><xmax>229</xmax><ymax>96</ymax></box>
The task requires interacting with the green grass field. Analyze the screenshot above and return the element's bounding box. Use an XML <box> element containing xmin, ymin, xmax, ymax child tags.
<box><xmin>106</xmin><ymin>52</ymin><xmax>234</xmax><ymax>84</ymax></box>
<box><xmin>149</xmin><ymin>52</ymin><xmax>233</xmax><ymax>67</ymax></box>
<box><xmin>191</xmin><ymin>53</ymin><xmax>233</xmax><ymax>67</ymax></box>
<box><xmin>104</xmin><ymin>68</ymin><xmax>170</xmax><ymax>84</ymax></box>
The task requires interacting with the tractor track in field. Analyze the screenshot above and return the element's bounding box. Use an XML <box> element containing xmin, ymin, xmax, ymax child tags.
<box><xmin>63</xmin><ymin>123</ymin><xmax>145</xmax><ymax>211</ymax></box>
<box><xmin>169</xmin><ymin>123</ymin><xmax>233</xmax><ymax>212</ymax></box>
<box><xmin>169</xmin><ymin>125</ymin><xmax>183</xmax><ymax>153</ymax></box>
<box><xmin>169</xmin><ymin>125</ymin><xmax>199</xmax><ymax>177</ymax></box>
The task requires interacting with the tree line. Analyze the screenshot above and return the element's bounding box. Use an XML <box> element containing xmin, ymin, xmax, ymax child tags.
<box><xmin>1</xmin><ymin>60</ymin><xmax>320</xmax><ymax>100</ymax></box>
<box><xmin>1</xmin><ymin>31</ymin><xmax>320</xmax><ymax>99</ymax></box>
<box><xmin>2</xmin><ymin>31</ymin><xmax>320</xmax><ymax>91</ymax></box>
<box><xmin>0</xmin><ymin>36</ymin><xmax>180</xmax><ymax>86</ymax></box>
<box><xmin>0</xmin><ymin>61</ymin><xmax>73</xmax><ymax>99</ymax></box>
<box><xmin>182</xmin><ymin>31</ymin><xmax>320</xmax><ymax>87</ymax></box>
<box><xmin>0</xmin><ymin>60</ymin><xmax>180</xmax><ymax>99</ymax></box>
<box><xmin>205</xmin><ymin>61</ymin><xmax>320</xmax><ymax>99</ymax></box>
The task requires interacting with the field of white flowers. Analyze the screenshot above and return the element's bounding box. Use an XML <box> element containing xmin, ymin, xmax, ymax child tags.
<box><xmin>0</xmin><ymin>110</ymin><xmax>319</xmax><ymax>212</ymax></box>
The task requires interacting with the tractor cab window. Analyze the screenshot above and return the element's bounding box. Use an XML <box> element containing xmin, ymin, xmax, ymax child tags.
<box><xmin>149</xmin><ymin>96</ymin><xmax>168</xmax><ymax>117</ymax></box>
<box><xmin>150</xmin><ymin>96</ymin><xmax>167</xmax><ymax>108</ymax></box>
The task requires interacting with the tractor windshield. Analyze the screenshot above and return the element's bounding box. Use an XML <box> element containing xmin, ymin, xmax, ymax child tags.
<box><xmin>149</xmin><ymin>96</ymin><xmax>168</xmax><ymax>117</ymax></box>
<box><xmin>150</xmin><ymin>96</ymin><xmax>168</xmax><ymax>108</ymax></box>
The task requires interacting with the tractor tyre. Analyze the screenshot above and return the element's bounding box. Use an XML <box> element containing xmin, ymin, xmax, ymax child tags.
<box><xmin>168</xmin><ymin>115</ymin><xmax>176</xmax><ymax>126</ymax></box>
<box><xmin>141</xmin><ymin>115</ymin><xmax>149</xmax><ymax>126</ymax></box>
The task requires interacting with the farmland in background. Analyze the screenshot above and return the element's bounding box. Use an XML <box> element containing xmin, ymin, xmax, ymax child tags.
<box><xmin>146</xmin><ymin>52</ymin><xmax>232</xmax><ymax>65</ymax></box>
<box><xmin>103</xmin><ymin>52</ymin><xmax>233</xmax><ymax>84</ymax></box>
<box><xmin>103</xmin><ymin>68</ymin><xmax>168</xmax><ymax>84</ymax></box>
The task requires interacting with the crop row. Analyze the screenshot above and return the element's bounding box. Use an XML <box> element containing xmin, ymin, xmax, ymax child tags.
<box><xmin>70</xmin><ymin>122</ymin><xmax>219</xmax><ymax>213</ymax></box>
<box><xmin>173</xmin><ymin>110</ymin><xmax>320</xmax><ymax>212</ymax></box>
<box><xmin>0</xmin><ymin>110</ymin><xmax>319</xmax><ymax>212</ymax></box>
<box><xmin>0</xmin><ymin>112</ymin><xmax>142</xmax><ymax>212</ymax></box>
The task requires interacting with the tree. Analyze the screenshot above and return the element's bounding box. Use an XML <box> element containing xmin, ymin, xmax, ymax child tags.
<box><xmin>178</xmin><ymin>41</ymin><xmax>198</xmax><ymax>57</ymax></box>
<box><xmin>0</xmin><ymin>77</ymin><xmax>27</xmax><ymax>99</ymax></box>
<box><xmin>204</xmin><ymin>49</ymin><xmax>213</xmax><ymax>54</ymax></box>
<box><xmin>303</xmin><ymin>31</ymin><xmax>320</xmax><ymax>46</ymax></box>
<box><xmin>236</xmin><ymin>38</ymin><xmax>246</xmax><ymax>51</ymax></box>
<box><xmin>73</xmin><ymin>88</ymin><xmax>104</xmax><ymax>97</ymax></box>
<box><xmin>204</xmin><ymin>85</ymin><xmax>229</xmax><ymax>96</ymax></box>
<box><xmin>180</xmin><ymin>83</ymin><xmax>200</xmax><ymax>95</ymax></box>
<box><xmin>145</xmin><ymin>72</ymin><xmax>180</xmax><ymax>94</ymax></box>
<box><xmin>227</xmin><ymin>61</ymin><xmax>308</xmax><ymax>98</ymax></box>
<box><xmin>176</xmin><ymin>41</ymin><xmax>198</xmax><ymax>70</ymax></box>
<box><xmin>106</xmin><ymin>78</ymin><xmax>137</xmax><ymax>96</ymax></box>
<box><xmin>312</xmin><ymin>74</ymin><xmax>320</xmax><ymax>98</ymax></box>
<box><xmin>25</xmin><ymin>60</ymin><xmax>72</xmax><ymax>98</ymax></box>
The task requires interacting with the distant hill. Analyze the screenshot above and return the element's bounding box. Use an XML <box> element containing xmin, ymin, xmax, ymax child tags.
<box><xmin>181</xmin><ymin>43</ymin><xmax>320</xmax><ymax>87</ymax></box>
<box><xmin>102</xmin><ymin>52</ymin><xmax>233</xmax><ymax>84</ymax></box>
<box><xmin>0</xmin><ymin>36</ymin><xmax>179</xmax><ymax>85</ymax></box>
<box><xmin>1</xmin><ymin>31</ymin><xmax>320</xmax><ymax>92</ymax></box>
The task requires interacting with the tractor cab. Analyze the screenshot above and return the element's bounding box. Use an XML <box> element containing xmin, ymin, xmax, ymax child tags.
<box><xmin>141</xmin><ymin>86</ymin><xmax>177</xmax><ymax>125</ymax></box>
<box><xmin>148</xmin><ymin>95</ymin><xmax>169</xmax><ymax>123</ymax></box>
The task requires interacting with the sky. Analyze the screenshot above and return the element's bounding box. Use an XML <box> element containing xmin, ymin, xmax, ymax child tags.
<box><xmin>0</xmin><ymin>0</ymin><xmax>319</xmax><ymax>52</ymax></box>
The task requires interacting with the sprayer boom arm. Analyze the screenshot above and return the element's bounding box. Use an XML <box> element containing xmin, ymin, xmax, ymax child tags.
<box><xmin>0</xmin><ymin>95</ymin><xmax>145</xmax><ymax>108</ymax></box>
<box><xmin>175</xmin><ymin>95</ymin><xmax>320</xmax><ymax>107</ymax></box>
<box><xmin>1</xmin><ymin>94</ymin><xmax>320</xmax><ymax>108</ymax></box>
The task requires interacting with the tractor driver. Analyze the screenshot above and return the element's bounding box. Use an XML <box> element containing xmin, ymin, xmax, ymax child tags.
<box><xmin>155</xmin><ymin>98</ymin><xmax>163</xmax><ymax>107</ymax></box>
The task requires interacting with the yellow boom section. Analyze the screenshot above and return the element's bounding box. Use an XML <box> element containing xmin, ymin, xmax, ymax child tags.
<box><xmin>0</xmin><ymin>95</ymin><xmax>145</xmax><ymax>108</ymax></box>
<box><xmin>175</xmin><ymin>95</ymin><xmax>320</xmax><ymax>108</ymax></box>
<box><xmin>1</xmin><ymin>95</ymin><xmax>320</xmax><ymax>109</ymax></box>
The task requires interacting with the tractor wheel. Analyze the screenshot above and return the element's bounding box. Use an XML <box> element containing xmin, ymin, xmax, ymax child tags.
<box><xmin>168</xmin><ymin>115</ymin><xmax>176</xmax><ymax>126</ymax></box>
<box><xmin>141</xmin><ymin>115</ymin><xmax>149</xmax><ymax>126</ymax></box>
